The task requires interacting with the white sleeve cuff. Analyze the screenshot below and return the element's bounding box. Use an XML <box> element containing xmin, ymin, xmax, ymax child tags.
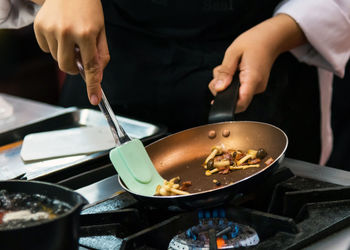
<box><xmin>275</xmin><ymin>0</ymin><xmax>350</xmax><ymax>77</ymax></box>
<box><xmin>0</xmin><ymin>0</ymin><xmax>39</xmax><ymax>29</ymax></box>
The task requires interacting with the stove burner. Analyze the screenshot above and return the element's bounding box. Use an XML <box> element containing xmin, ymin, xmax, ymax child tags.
<box><xmin>168</xmin><ymin>209</ymin><xmax>259</xmax><ymax>250</ymax></box>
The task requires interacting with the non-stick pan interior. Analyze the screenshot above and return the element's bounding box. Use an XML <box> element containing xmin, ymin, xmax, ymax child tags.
<box><xmin>144</xmin><ymin>121</ymin><xmax>288</xmax><ymax>194</ymax></box>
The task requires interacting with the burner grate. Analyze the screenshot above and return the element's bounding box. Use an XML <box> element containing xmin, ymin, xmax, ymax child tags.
<box><xmin>255</xmin><ymin>199</ymin><xmax>350</xmax><ymax>250</ymax></box>
<box><xmin>77</xmin><ymin>164</ymin><xmax>350</xmax><ymax>250</ymax></box>
<box><xmin>168</xmin><ymin>211</ymin><xmax>259</xmax><ymax>250</ymax></box>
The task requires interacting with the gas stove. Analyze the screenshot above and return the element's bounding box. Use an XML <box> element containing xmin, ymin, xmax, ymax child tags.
<box><xmin>2</xmin><ymin>96</ymin><xmax>348</xmax><ymax>249</ymax></box>
<box><xmin>44</xmin><ymin>158</ymin><xmax>350</xmax><ymax>250</ymax></box>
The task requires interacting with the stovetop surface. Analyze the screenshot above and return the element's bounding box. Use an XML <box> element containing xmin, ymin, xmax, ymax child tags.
<box><xmin>73</xmin><ymin>158</ymin><xmax>350</xmax><ymax>250</ymax></box>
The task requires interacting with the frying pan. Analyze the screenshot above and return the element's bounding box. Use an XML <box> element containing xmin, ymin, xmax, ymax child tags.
<box><xmin>118</xmin><ymin>75</ymin><xmax>288</xmax><ymax>210</ymax></box>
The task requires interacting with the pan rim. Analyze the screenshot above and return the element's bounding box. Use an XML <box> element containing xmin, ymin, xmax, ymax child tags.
<box><xmin>119</xmin><ymin>120</ymin><xmax>289</xmax><ymax>199</ymax></box>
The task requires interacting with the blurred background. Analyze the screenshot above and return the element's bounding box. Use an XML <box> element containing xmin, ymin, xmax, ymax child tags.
<box><xmin>0</xmin><ymin>24</ymin><xmax>349</xmax><ymax>170</ymax></box>
<box><xmin>0</xmin><ymin>25</ymin><xmax>63</xmax><ymax>105</ymax></box>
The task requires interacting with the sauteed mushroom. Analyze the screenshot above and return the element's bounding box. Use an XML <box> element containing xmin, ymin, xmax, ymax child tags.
<box><xmin>154</xmin><ymin>145</ymin><xmax>273</xmax><ymax>196</ymax></box>
<box><xmin>207</xmin><ymin>159</ymin><xmax>215</xmax><ymax>170</ymax></box>
<box><xmin>155</xmin><ymin>177</ymin><xmax>191</xmax><ymax>196</ymax></box>
<box><xmin>204</xmin><ymin>145</ymin><xmax>223</xmax><ymax>165</ymax></box>
<box><xmin>202</xmin><ymin>145</ymin><xmax>273</xmax><ymax>177</ymax></box>
<box><xmin>237</xmin><ymin>149</ymin><xmax>257</xmax><ymax>166</ymax></box>
<box><xmin>256</xmin><ymin>148</ymin><xmax>267</xmax><ymax>159</ymax></box>
<box><xmin>214</xmin><ymin>160</ymin><xmax>230</xmax><ymax>169</ymax></box>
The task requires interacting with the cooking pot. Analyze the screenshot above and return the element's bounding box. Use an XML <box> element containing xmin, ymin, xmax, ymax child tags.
<box><xmin>0</xmin><ymin>180</ymin><xmax>87</xmax><ymax>250</ymax></box>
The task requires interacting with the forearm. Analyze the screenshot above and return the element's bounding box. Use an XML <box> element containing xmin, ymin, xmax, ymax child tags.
<box><xmin>247</xmin><ymin>13</ymin><xmax>307</xmax><ymax>60</ymax></box>
<box><xmin>268</xmin><ymin>14</ymin><xmax>306</xmax><ymax>55</ymax></box>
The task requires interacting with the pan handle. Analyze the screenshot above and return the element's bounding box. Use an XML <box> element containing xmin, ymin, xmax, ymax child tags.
<box><xmin>208</xmin><ymin>73</ymin><xmax>240</xmax><ymax>123</ymax></box>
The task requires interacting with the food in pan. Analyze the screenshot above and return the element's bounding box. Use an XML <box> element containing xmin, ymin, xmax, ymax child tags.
<box><xmin>154</xmin><ymin>145</ymin><xmax>273</xmax><ymax>196</ymax></box>
<box><xmin>203</xmin><ymin>145</ymin><xmax>273</xmax><ymax>176</ymax></box>
<box><xmin>154</xmin><ymin>177</ymin><xmax>192</xmax><ymax>196</ymax></box>
<box><xmin>0</xmin><ymin>190</ymin><xmax>71</xmax><ymax>229</ymax></box>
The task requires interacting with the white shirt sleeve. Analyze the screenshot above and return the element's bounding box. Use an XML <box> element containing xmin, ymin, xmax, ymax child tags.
<box><xmin>275</xmin><ymin>0</ymin><xmax>350</xmax><ymax>77</ymax></box>
<box><xmin>0</xmin><ymin>0</ymin><xmax>39</xmax><ymax>29</ymax></box>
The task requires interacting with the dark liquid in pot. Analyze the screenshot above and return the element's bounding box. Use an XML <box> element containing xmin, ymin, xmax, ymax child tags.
<box><xmin>0</xmin><ymin>189</ymin><xmax>71</xmax><ymax>230</ymax></box>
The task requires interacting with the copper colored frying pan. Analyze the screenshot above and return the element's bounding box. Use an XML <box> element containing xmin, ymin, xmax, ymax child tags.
<box><xmin>118</xmin><ymin>75</ymin><xmax>288</xmax><ymax>210</ymax></box>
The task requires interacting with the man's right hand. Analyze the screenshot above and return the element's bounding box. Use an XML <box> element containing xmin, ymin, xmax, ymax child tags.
<box><xmin>33</xmin><ymin>0</ymin><xmax>110</xmax><ymax>105</ymax></box>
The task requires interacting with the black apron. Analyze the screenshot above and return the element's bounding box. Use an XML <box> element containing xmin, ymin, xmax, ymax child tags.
<box><xmin>60</xmin><ymin>0</ymin><xmax>321</xmax><ymax>163</ymax></box>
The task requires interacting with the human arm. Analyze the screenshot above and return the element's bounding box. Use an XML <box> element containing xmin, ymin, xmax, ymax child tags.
<box><xmin>32</xmin><ymin>0</ymin><xmax>110</xmax><ymax>105</ymax></box>
<box><xmin>0</xmin><ymin>0</ymin><xmax>109</xmax><ymax>105</ymax></box>
<box><xmin>208</xmin><ymin>13</ymin><xmax>306</xmax><ymax>113</ymax></box>
<box><xmin>209</xmin><ymin>0</ymin><xmax>350</xmax><ymax>113</ymax></box>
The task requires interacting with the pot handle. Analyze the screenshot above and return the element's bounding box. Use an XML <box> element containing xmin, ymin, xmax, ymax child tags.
<box><xmin>208</xmin><ymin>74</ymin><xmax>240</xmax><ymax>123</ymax></box>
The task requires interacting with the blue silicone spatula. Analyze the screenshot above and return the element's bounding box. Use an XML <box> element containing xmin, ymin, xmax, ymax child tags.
<box><xmin>75</xmin><ymin>51</ymin><xmax>164</xmax><ymax>196</ymax></box>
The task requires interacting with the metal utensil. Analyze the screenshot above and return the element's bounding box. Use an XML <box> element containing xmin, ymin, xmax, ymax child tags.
<box><xmin>75</xmin><ymin>49</ymin><xmax>164</xmax><ymax>196</ymax></box>
<box><xmin>75</xmin><ymin>57</ymin><xmax>129</xmax><ymax>146</ymax></box>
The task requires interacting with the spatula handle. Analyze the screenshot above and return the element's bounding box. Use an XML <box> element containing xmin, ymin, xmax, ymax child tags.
<box><xmin>97</xmin><ymin>90</ymin><xmax>131</xmax><ymax>146</ymax></box>
<box><xmin>75</xmin><ymin>48</ymin><xmax>130</xmax><ymax>146</ymax></box>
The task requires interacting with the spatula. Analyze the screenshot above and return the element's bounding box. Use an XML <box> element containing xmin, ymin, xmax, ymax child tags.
<box><xmin>75</xmin><ymin>51</ymin><xmax>164</xmax><ymax>196</ymax></box>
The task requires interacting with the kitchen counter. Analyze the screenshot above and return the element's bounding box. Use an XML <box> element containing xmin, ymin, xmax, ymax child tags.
<box><xmin>0</xmin><ymin>93</ymin><xmax>66</xmax><ymax>134</ymax></box>
<box><xmin>0</xmin><ymin>93</ymin><xmax>164</xmax><ymax>180</ymax></box>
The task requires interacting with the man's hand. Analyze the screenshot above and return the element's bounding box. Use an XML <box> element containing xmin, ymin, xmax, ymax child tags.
<box><xmin>208</xmin><ymin>14</ymin><xmax>306</xmax><ymax>113</ymax></box>
<box><xmin>33</xmin><ymin>0</ymin><xmax>110</xmax><ymax>105</ymax></box>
